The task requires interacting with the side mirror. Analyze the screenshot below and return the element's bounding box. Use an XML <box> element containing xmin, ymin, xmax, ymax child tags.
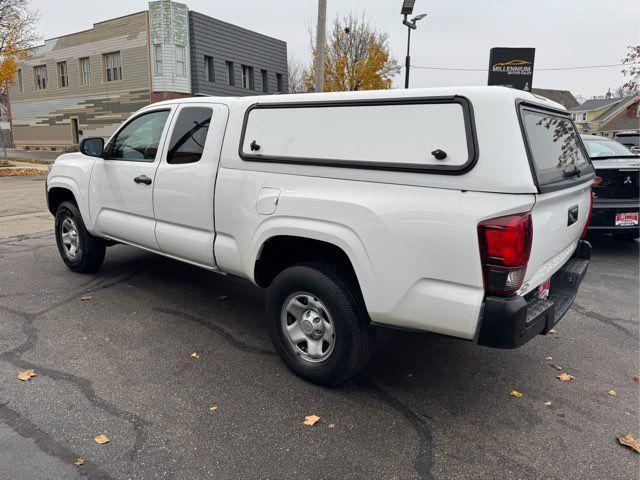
<box><xmin>80</xmin><ymin>137</ymin><xmax>104</xmax><ymax>158</ymax></box>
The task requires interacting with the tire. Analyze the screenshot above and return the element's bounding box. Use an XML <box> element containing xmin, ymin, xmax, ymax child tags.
<box><xmin>613</xmin><ymin>231</ymin><xmax>639</xmax><ymax>240</ymax></box>
<box><xmin>266</xmin><ymin>262</ymin><xmax>375</xmax><ymax>386</ymax></box>
<box><xmin>55</xmin><ymin>201</ymin><xmax>106</xmax><ymax>273</ymax></box>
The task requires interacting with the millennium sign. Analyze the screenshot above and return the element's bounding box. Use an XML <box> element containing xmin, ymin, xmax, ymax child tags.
<box><xmin>488</xmin><ymin>47</ymin><xmax>535</xmax><ymax>91</ymax></box>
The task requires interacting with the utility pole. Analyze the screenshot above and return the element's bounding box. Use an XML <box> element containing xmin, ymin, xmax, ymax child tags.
<box><xmin>404</xmin><ymin>16</ymin><xmax>412</xmax><ymax>89</ymax></box>
<box><xmin>315</xmin><ymin>0</ymin><xmax>327</xmax><ymax>92</ymax></box>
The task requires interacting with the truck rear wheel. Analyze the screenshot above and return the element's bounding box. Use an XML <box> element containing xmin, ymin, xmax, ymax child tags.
<box><xmin>266</xmin><ymin>262</ymin><xmax>375</xmax><ymax>386</ymax></box>
<box><xmin>55</xmin><ymin>201</ymin><xmax>106</xmax><ymax>273</ymax></box>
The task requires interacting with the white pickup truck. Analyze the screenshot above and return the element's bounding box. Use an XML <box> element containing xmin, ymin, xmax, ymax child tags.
<box><xmin>46</xmin><ymin>87</ymin><xmax>594</xmax><ymax>385</ymax></box>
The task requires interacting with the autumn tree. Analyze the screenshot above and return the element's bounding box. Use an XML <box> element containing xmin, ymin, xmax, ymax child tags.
<box><xmin>0</xmin><ymin>0</ymin><xmax>39</xmax><ymax>92</ymax></box>
<box><xmin>304</xmin><ymin>14</ymin><xmax>400</xmax><ymax>92</ymax></box>
<box><xmin>621</xmin><ymin>45</ymin><xmax>640</xmax><ymax>93</ymax></box>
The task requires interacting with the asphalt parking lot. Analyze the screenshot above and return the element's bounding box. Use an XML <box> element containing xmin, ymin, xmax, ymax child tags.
<box><xmin>0</xmin><ymin>175</ymin><xmax>638</xmax><ymax>480</ymax></box>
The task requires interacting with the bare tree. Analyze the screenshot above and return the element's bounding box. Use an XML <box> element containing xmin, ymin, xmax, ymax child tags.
<box><xmin>613</xmin><ymin>83</ymin><xmax>638</xmax><ymax>98</ymax></box>
<box><xmin>287</xmin><ymin>54</ymin><xmax>307</xmax><ymax>94</ymax></box>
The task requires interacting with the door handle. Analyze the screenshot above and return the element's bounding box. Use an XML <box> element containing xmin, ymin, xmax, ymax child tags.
<box><xmin>134</xmin><ymin>175</ymin><xmax>152</xmax><ymax>185</ymax></box>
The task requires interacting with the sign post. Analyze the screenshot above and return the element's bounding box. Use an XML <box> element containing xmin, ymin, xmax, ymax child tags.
<box><xmin>488</xmin><ymin>47</ymin><xmax>535</xmax><ymax>91</ymax></box>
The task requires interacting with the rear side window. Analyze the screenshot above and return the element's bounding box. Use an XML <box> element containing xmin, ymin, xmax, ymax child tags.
<box><xmin>167</xmin><ymin>107</ymin><xmax>212</xmax><ymax>164</ymax></box>
<box><xmin>521</xmin><ymin>107</ymin><xmax>592</xmax><ymax>187</ymax></box>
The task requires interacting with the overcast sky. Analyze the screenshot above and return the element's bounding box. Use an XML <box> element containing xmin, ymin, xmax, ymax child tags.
<box><xmin>31</xmin><ymin>0</ymin><xmax>639</xmax><ymax>98</ymax></box>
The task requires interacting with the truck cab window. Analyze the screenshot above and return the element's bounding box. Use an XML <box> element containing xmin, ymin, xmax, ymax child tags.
<box><xmin>108</xmin><ymin>110</ymin><xmax>170</xmax><ymax>161</ymax></box>
<box><xmin>167</xmin><ymin>107</ymin><xmax>213</xmax><ymax>164</ymax></box>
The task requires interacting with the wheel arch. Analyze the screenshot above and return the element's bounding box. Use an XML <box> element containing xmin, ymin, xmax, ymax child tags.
<box><xmin>46</xmin><ymin>175</ymin><xmax>94</xmax><ymax>231</ymax></box>
<box><xmin>47</xmin><ymin>186</ymin><xmax>78</xmax><ymax>215</ymax></box>
<box><xmin>249</xmin><ymin>220</ymin><xmax>379</xmax><ymax>311</ymax></box>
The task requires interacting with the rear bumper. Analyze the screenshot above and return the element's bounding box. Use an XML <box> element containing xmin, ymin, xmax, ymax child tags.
<box><xmin>477</xmin><ymin>240</ymin><xmax>591</xmax><ymax>349</ymax></box>
<box><xmin>588</xmin><ymin>199</ymin><xmax>639</xmax><ymax>233</ymax></box>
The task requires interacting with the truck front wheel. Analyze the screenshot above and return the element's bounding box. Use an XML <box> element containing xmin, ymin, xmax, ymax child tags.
<box><xmin>54</xmin><ymin>201</ymin><xmax>105</xmax><ymax>273</ymax></box>
<box><xmin>266</xmin><ymin>262</ymin><xmax>375</xmax><ymax>386</ymax></box>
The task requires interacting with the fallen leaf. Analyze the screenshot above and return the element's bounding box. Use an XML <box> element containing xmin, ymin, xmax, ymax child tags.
<box><xmin>17</xmin><ymin>369</ymin><xmax>36</xmax><ymax>381</ymax></box>
<box><xmin>618</xmin><ymin>433</ymin><xmax>640</xmax><ymax>453</ymax></box>
<box><xmin>217</xmin><ymin>295</ymin><xmax>227</xmax><ymax>301</ymax></box>
<box><xmin>608</xmin><ymin>390</ymin><xmax>617</xmax><ymax>397</ymax></box>
<box><xmin>81</xmin><ymin>296</ymin><xmax>93</xmax><ymax>301</ymax></box>
<box><xmin>303</xmin><ymin>415</ymin><xmax>320</xmax><ymax>426</ymax></box>
<box><xmin>93</xmin><ymin>434</ymin><xmax>109</xmax><ymax>445</ymax></box>
<box><xmin>191</xmin><ymin>352</ymin><xmax>200</xmax><ymax>359</ymax></box>
<box><xmin>74</xmin><ymin>458</ymin><xmax>85</xmax><ymax>466</ymax></box>
<box><xmin>209</xmin><ymin>404</ymin><xmax>218</xmax><ymax>412</ymax></box>
<box><xmin>551</xmin><ymin>364</ymin><xmax>563</xmax><ymax>370</ymax></box>
<box><xmin>633</xmin><ymin>375</ymin><xmax>639</xmax><ymax>382</ymax></box>
<box><xmin>328</xmin><ymin>423</ymin><xmax>336</xmax><ymax>429</ymax></box>
<box><xmin>509</xmin><ymin>390</ymin><xmax>523</xmax><ymax>398</ymax></box>
<box><xmin>556</xmin><ymin>373</ymin><xmax>574</xmax><ymax>381</ymax></box>
<box><xmin>405</xmin><ymin>373</ymin><xmax>414</xmax><ymax>379</ymax></box>
<box><xmin>548</xmin><ymin>328</ymin><xmax>558</xmax><ymax>334</ymax></box>
<box><xmin>544</xmin><ymin>356</ymin><xmax>553</xmax><ymax>361</ymax></box>
<box><xmin>544</xmin><ymin>401</ymin><xmax>552</xmax><ymax>406</ymax></box>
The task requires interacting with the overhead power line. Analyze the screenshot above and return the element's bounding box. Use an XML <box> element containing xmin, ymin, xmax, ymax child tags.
<box><xmin>409</xmin><ymin>63</ymin><xmax>639</xmax><ymax>72</ymax></box>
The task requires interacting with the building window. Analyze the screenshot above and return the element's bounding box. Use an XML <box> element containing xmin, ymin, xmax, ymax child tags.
<box><xmin>16</xmin><ymin>68</ymin><xmax>23</xmax><ymax>92</ymax></box>
<box><xmin>57</xmin><ymin>61</ymin><xmax>69</xmax><ymax>88</ymax></box>
<box><xmin>34</xmin><ymin>65</ymin><xmax>48</xmax><ymax>90</ymax></box>
<box><xmin>175</xmin><ymin>45</ymin><xmax>186</xmax><ymax>77</ymax></box>
<box><xmin>226</xmin><ymin>61</ymin><xmax>235</xmax><ymax>86</ymax></box>
<box><xmin>103</xmin><ymin>52</ymin><xmax>122</xmax><ymax>81</ymax></box>
<box><xmin>79</xmin><ymin>57</ymin><xmax>91</xmax><ymax>85</ymax></box>
<box><xmin>204</xmin><ymin>55</ymin><xmax>214</xmax><ymax>82</ymax></box>
<box><xmin>276</xmin><ymin>73</ymin><xmax>284</xmax><ymax>93</ymax></box>
<box><xmin>154</xmin><ymin>45</ymin><xmax>163</xmax><ymax>75</ymax></box>
<box><xmin>581</xmin><ymin>112</ymin><xmax>587</xmax><ymax>122</ymax></box>
<box><xmin>261</xmin><ymin>69</ymin><xmax>268</xmax><ymax>93</ymax></box>
<box><xmin>242</xmin><ymin>65</ymin><xmax>254</xmax><ymax>89</ymax></box>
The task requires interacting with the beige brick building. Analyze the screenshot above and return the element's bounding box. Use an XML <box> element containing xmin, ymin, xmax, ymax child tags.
<box><xmin>9</xmin><ymin>11</ymin><xmax>153</xmax><ymax>148</ymax></box>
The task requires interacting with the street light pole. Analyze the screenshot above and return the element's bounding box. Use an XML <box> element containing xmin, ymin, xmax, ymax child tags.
<box><xmin>315</xmin><ymin>0</ymin><xmax>327</xmax><ymax>92</ymax></box>
<box><xmin>401</xmin><ymin>11</ymin><xmax>427</xmax><ymax>89</ymax></box>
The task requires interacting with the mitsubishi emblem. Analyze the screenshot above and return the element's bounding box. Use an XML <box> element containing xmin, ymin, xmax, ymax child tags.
<box><xmin>623</xmin><ymin>176</ymin><xmax>632</xmax><ymax>184</ymax></box>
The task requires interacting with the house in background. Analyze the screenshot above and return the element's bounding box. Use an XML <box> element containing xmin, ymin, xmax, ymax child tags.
<box><xmin>531</xmin><ymin>88</ymin><xmax>579</xmax><ymax>109</ymax></box>
<box><xmin>568</xmin><ymin>92</ymin><xmax>640</xmax><ymax>138</ymax></box>
<box><xmin>7</xmin><ymin>0</ymin><xmax>287</xmax><ymax>150</ymax></box>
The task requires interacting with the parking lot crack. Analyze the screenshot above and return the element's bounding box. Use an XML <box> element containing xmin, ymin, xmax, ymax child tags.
<box><xmin>154</xmin><ymin>306</ymin><xmax>276</xmax><ymax>356</ymax></box>
<box><xmin>353</xmin><ymin>377</ymin><xmax>434</xmax><ymax>480</ymax></box>
<box><xmin>571</xmin><ymin>303</ymin><xmax>639</xmax><ymax>340</ymax></box>
<box><xmin>0</xmin><ymin>272</ymin><xmax>150</xmax><ymax>460</ymax></box>
<box><xmin>0</xmin><ymin>404</ymin><xmax>115</xmax><ymax>479</ymax></box>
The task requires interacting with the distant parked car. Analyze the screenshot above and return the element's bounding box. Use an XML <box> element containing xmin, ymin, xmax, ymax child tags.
<box><xmin>613</xmin><ymin>131</ymin><xmax>640</xmax><ymax>155</ymax></box>
<box><xmin>581</xmin><ymin>135</ymin><xmax>639</xmax><ymax>239</ymax></box>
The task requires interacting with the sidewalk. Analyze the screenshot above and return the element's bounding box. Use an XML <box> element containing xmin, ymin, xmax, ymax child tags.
<box><xmin>0</xmin><ymin>161</ymin><xmax>49</xmax><ymax>172</ymax></box>
<box><xmin>2</xmin><ymin>148</ymin><xmax>58</xmax><ymax>163</ymax></box>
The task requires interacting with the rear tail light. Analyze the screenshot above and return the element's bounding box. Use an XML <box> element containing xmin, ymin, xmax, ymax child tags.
<box><xmin>581</xmin><ymin>188</ymin><xmax>594</xmax><ymax>239</ymax></box>
<box><xmin>593</xmin><ymin>176</ymin><xmax>602</xmax><ymax>186</ymax></box>
<box><xmin>478</xmin><ymin>212</ymin><xmax>533</xmax><ymax>295</ymax></box>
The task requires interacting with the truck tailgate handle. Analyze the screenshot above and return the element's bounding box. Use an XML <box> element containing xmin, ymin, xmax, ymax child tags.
<box><xmin>134</xmin><ymin>175</ymin><xmax>152</xmax><ymax>185</ymax></box>
<box><xmin>567</xmin><ymin>205</ymin><xmax>579</xmax><ymax>226</ymax></box>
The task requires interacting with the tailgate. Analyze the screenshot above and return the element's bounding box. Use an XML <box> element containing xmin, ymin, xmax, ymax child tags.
<box><xmin>517</xmin><ymin>102</ymin><xmax>595</xmax><ymax>295</ymax></box>
<box><xmin>521</xmin><ymin>180</ymin><xmax>592</xmax><ymax>295</ymax></box>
